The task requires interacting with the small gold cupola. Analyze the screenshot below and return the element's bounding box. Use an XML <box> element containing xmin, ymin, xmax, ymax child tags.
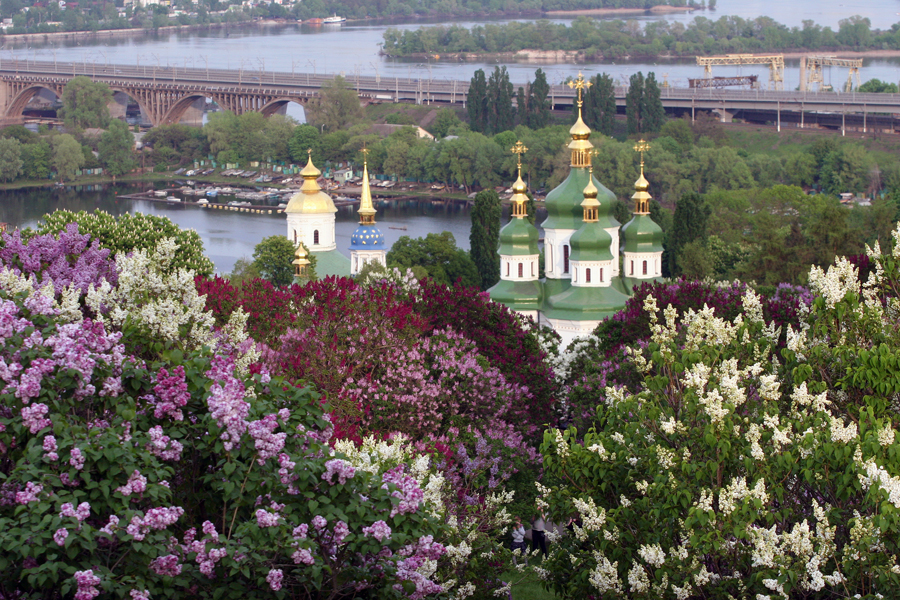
<box><xmin>631</xmin><ymin>139</ymin><xmax>652</xmax><ymax>215</ymax></box>
<box><xmin>285</xmin><ymin>149</ymin><xmax>338</xmax><ymax>215</ymax></box>
<box><xmin>567</xmin><ymin>72</ymin><xmax>594</xmax><ymax>168</ymax></box>
<box><xmin>358</xmin><ymin>148</ymin><xmax>376</xmax><ymax>226</ymax></box>
<box><xmin>581</xmin><ymin>166</ymin><xmax>600</xmax><ymax>223</ymax></box>
<box><xmin>292</xmin><ymin>243</ymin><xmax>310</xmax><ymax>278</ymax></box>
<box><xmin>510</xmin><ymin>140</ymin><xmax>529</xmax><ymax>219</ymax></box>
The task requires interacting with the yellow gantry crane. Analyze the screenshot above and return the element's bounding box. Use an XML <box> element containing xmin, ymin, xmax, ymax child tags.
<box><xmin>800</xmin><ymin>56</ymin><xmax>863</xmax><ymax>92</ymax></box>
<box><xmin>696</xmin><ymin>54</ymin><xmax>785</xmax><ymax>90</ymax></box>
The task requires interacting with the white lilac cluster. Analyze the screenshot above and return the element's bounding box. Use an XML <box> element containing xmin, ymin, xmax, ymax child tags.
<box><xmin>808</xmin><ymin>257</ymin><xmax>859</xmax><ymax>310</ymax></box>
<box><xmin>859</xmin><ymin>460</ymin><xmax>900</xmax><ymax>508</ymax></box>
<box><xmin>588</xmin><ymin>551</ymin><xmax>621</xmax><ymax>594</ymax></box>
<box><xmin>638</xmin><ymin>543</ymin><xmax>666</xmax><ymax>567</ymax></box>
<box><xmin>572</xmin><ymin>497</ymin><xmax>606</xmax><ymax>532</ymax></box>
<box><xmin>85</xmin><ymin>239</ymin><xmax>259</xmax><ymax>374</ymax></box>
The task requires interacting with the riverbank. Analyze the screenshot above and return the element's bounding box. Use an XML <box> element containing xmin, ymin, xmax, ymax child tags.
<box><xmin>0</xmin><ymin>21</ymin><xmax>256</xmax><ymax>46</ymax></box>
<box><xmin>543</xmin><ymin>5</ymin><xmax>696</xmax><ymax>17</ymax></box>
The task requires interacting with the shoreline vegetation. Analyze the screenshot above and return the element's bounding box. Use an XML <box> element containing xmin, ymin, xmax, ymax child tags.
<box><xmin>381</xmin><ymin>14</ymin><xmax>900</xmax><ymax>61</ymax></box>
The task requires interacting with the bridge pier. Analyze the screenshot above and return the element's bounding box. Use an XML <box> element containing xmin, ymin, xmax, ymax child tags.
<box><xmin>713</xmin><ymin>108</ymin><xmax>734</xmax><ymax>123</ymax></box>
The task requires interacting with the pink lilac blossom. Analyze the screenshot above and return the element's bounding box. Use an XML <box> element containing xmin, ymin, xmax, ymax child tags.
<box><xmin>146</xmin><ymin>426</ymin><xmax>184</xmax><ymax>461</ymax></box>
<box><xmin>381</xmin><ymin>465</ymin><xmax>424</xmax><ymax>517</ymax></box>
<box><xmin>99</xmin><ymin>515</ymin><xmax>119</xmax><ymax>536</ymax></box>
<box><xmin>332</xmin><ymin>520</ymin><xmax>349</xmax><ymax>545</ymax></box>
<box><xmin>292</xmin><ymin>548</ymin><xmax>315</xmax><ymax>565</ymax></box>
<box><xmin>53</xmin><ymin>528</ymin><xmax>68</xmax><ymax>546</ymax></box>
<box><xmin>42</xmin><ymin>435</ymin><xmax>58</xmax><ymax>461</ymax></box>
<box><xmin>127</xmin><ymin>507</ymin><xmax>185</xmax><ymax>541</ymax></box>
<box><xmin>248</xmin><ymin>414</ymin><xmax>287</xmax><ymax>465</ymax></box>
<box><xmin>21</xmin><ymin>403</ymin><xmax>51</xmax><ymax>433</ymax></box>
<box><xmin>69</xmin><ymin>448</ymin><xmax>85</xmax><ymax>471</ymax></box>
<box><xmin>266</xmin><ymin>569</ymin><xmax>283</xmax><ymax>591</ymax></box>
<box><xmin>60</xmin><ymin>473</ymin><xmax>79</xmax><ymax>487</ymax></box>
<box><xmin>202</xmin><ymin>520</ymin><xmax>219</xmax><ymax>542</ymax></box>
<box><xmin>204</xmin><ymin>355</ymin><xmax>250</xmax><ymax>451</ymax></box>
<box><xmin>362</xmin><ymin>520</ymin><xmax>392</xmax><ymax>542</ymax></box>
<box><xmin>255</xmin><ymin>509</ymin><xmax>280</xmax><ymax>528</ymax></box>
<box><xmin>116</xmin><ymin>470</ymin><xmax>148</xmax><ymax>497</ymax></box>
<box><xmin>322</xmin><ymin>459</ymin><xmax>356</xmax><ymax>485</ymax></box>
<box><xmin>60</xmin><ymin>502</ymin><xmax>90</xmax><ymax>522</ymax></box>
<box><xmin>149</xmin><ymin>554</ymin><xmax>182</xmax><ymax>577</ymax></box>
<box><xmin>278</xmin><ymin>453</ymin><xmax>299</xmax><ymax>494</ymax></box>
<box><xmin>43</xmin><ymin>320</ymin><xmax>126</xmax><ymax>400</ymax></box>
<box><xmin>197</xmin><ymin>547</ymin><xmax>227</xmax><ymax>578</ymax></box>
<box><xmin>292</xmin><ymin>524</ymin><xmax>309</xmax><ymax>539</ymax></box>
<box><xmin>394</xmin><ymin>536</ymin><xmax>446</xmax><ymax>600</ymax></box>
<box><xmin>15</xmin><ymin>358</ymin><xmax>55</xmax><ymax>403</ymax></box>
<box><xmin>15</xmin><ymin>482</ymin><xmax>42</xmax><ymax>504</ymax></box>
<box><xmin>311</xmin><ymin>515</ymin><xmax>327</xmax><ymax>532</ymax></box>
<box><xmin>73</xmin><ymin>569</ymin><xmax>101</xmax><ymax>600</ymax></box>
<box><xmin>129</xmin><ymin>590</ymin><xmax>150</xmax><ymax>600</ymax></box>
<box><xmin>153</xmin><ymin>366</ymin><xmax>190</xmax><ymax>421</ymax></box>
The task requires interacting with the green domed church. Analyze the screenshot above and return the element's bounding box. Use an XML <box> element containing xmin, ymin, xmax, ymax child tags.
<box><xmin>488</xmin><ymin>73</ymin><xmax>664</xmax><ymax>348</ymax></box>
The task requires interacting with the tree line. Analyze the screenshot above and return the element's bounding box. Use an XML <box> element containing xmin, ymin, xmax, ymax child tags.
<box><xmin>383</xmin><ymin>14</ymin><xmax>898</xmax><ymax>59</ymax></box>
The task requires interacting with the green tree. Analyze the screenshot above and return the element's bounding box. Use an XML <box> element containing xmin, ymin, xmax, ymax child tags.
<box><xmin>641</xmin><ymin>72</ymin><xmax>665</xmax><ymax>133</ymax></box>
<box><xmin>21</xmin><ymin>140</ymin><xmax>51</xmax><ymax>180</ymax></box>
<box><xmin>858</xmin><ymin>78</ymin><xmax>900</xmax><ymax>93</ymax></box>
<box><xmin>0</xmin><ymin>137</ymin><xmax>23</xmax><ymax>182</ymax></box>
<box><xmin>668</xmin><ymin>191</ymin><xmax>711</xmax><ymax>276</ymax></box>
<box><xmin>467</xmin><ymin>69</ymin><xmax>489</xmax><ymax>133</ymax></box>
<box><xmin>251</xmin><ymin>235</ymin><xmax>297</xmax><ymax>287</ymax></box>
<box><xmin>386</xmin><ymin>231</ymin><xmax>480</xmax><ymax>288</ymax></box>
<box><xmin>525</xmin><ymin>68</ymin><xmax>551</xmax><ymax>130</ymax></box>
<box><xmin>581</xmin><ymin>73</ymin><xmax>616</xmax><ymax>136</ymax></box>
<box><xmin>58</xmin><ymin>76</ymin><xmax>112</xmax><ymax>130</ymax></box>
<box><xmin>288</xmin><ymin>124</ymin><xmax>322</xmax><ymax>163</ymax></box>
<box><xmin>487</xmin><ymin>66</ymin><xmax>515</xmax><ymax>134</ymax></box>
<box><xmin>98</xmin><ymin>120</ymin><xmax>135</xmax><ymax>177</ymax></box>
<box><xmin>51</xmin><ymin>134</ymin><xmax>85</xmax><ymax>181</ymax></box>
<box><xmin>469</xmin><ymin>189</ymin><xmax>501</xmax><ymax>290</ymax></box>
<box><xmin>625</xmin><ymin>72</ymin><xmax>644</xmax><ymax>135</ymax></box>
<box><xmin>431</xmin><ymin>108</ymin><xmax>463</xmax><ymax>138</ymax></box>
<box><xmin>304</xmin><ymin>76</ymin><xmax>363</xmax><ymax>133</ymax></box>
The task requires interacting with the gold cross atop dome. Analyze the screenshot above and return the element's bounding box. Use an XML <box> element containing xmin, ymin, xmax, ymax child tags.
<box><xmin>633</xmin><ymin>139</ymin><xmax>650</xmax><ymax>171</ymax></box>
<box><xmin>567</xmin><ymin>72</ymin><xmax>592</xmax><ymax>108</ymax></box>
<box><xmin>360</xmin><ymin>147</ymin><xmax>369</xmax><ymax>160</ymax></box>
<box><xmin>511</xmin><ymin>140</ymin><xmax>528</xmax><ymax>169</ymax></box>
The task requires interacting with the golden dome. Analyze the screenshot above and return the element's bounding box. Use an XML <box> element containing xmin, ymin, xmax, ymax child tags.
<box><xmin>634</xmin><ymin>171</ymin><xmax>649</xmax><ymax>193</ymax></box>
<box><xmin>581</xmin><ymin>177</ymin><xmax>600</xmax><ymax>208</ymax></box>
<box><xmin>569</xmin><ymin>113</ymin><xmax>592</xmax><ymax>139</ymax></box>
<box><xmin>511</xmin><ymin>172</ymin><xmax>527</xmax><ymax>195</ymax></box>
<box><xmin>285</xmin><ymin>153</ymin><xmax>337</xmax><ymax>214</ymax></box>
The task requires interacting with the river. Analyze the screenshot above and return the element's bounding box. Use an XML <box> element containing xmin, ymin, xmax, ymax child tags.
<box><xmin>6</xmin><ymin>0</ymin><xmax>900</xmax><ymax>121</ymax></box>
<box><xmin>0</xmin><ymin>183</ymin><xmax>504</xmax><ymax>274</ymax></box>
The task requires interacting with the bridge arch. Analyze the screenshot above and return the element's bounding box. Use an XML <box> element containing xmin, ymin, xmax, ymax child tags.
<box><xmin>260</xmin><ymin>97</ymin><xmax>309</xmax><ymax>118</ymax></box>
<box><xmin>5</xmin><ymin>84</ymin><xmax>62</xmax><ymax>119</ymax></box>
<box><xmin>160</xmin><ymin>92</ymin><xmax>213</xmax><ymax>126</ymax></box>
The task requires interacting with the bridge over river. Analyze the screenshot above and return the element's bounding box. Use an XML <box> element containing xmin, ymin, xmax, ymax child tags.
<box><xmin>1</xmin><ymin>59</ymin><xmax>899</xmax><ymax>133</ymax></box>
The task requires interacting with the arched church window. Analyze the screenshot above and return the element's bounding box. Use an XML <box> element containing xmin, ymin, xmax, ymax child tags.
<box><xmin>518</xmin><ymin>263</ymin><xmax>523</xmax><ymax>278</ymax></box>
<box><xmin>563</xmin><ymin>245</ymin><xmax>569</xmax><ymax>274</ymax></box>
<box><xmin>314</xmin><ymin>230</ymin><xmax>320</xmax><ymax>245</ymax></box>
<box><xmin>586</xmin><ymin>268</ymin><xmax>591</xmax><ymax>283</ymax></box>
<box><xmin>642</xmin><ymin>260</ymin><xmax>647</xmax><ymax>275</ymax></box>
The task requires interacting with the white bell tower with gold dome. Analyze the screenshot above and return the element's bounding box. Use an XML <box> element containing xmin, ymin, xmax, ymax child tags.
<box><xmin>285</xmin><ymin>150</ymin><xmax>338</xmax><ymax>252</ymax></box>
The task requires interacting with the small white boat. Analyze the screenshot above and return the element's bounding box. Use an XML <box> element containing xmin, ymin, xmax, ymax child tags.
<box><xmin>323</xmin><ymin>14</ymin><xmax>345</xmax><ymax>23</ymax></box>
<box><xmin>154</xmin><ymin>190</ymin><xmax>167</xmax><ymax>197</ymax></box>
<box><xmin>197</xmin><ymin>198</ymin><xmax>209</xmax><ymax>205</ymax></box>
<box><xmin>166</xmin><ymin>196</ymin><xmax>181</xmax><ymax>203</ymax></box>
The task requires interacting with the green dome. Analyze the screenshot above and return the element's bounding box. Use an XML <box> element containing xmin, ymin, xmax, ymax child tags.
<box><xmin>569</xmin><ymin>222</ymin><xmax>613</xmax><ymax>262</ymax></box>
<box><xmin>498</xmin><ymin>217</ymin><xmax>539</xmax><ymax>256</ymax></box>
<box><xmin>543</xmin><ymin>284</ymin><xmax>630</xmax><ymax>321</ymax></box>
<box><xmin>543</xmin><ymin>168</ymin><xmax>617</xmax><ymax>231</ymax></box>
<box><xmin>488</xmin><ymin>279</ymin><xmax>543</xmax><ymax>311</ymax></box>
<box><xmin>621</xmin><ymin>214</ymin><xmax>664</xmax><ymax>253</ymax></box>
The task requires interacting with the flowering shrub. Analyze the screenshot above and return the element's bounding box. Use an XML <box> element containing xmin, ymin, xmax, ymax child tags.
<box><xmin>534</xmin><ymin>228</ymin><xmax>900</xmax><ymax>599</ymax></box>
<box><xmin>34</xmin><ymin>209</ymin><xmax>214</xmax><ymax>276</ymax></box>
<box><xmin>0</xmin><ymin>230</ymin><xmax>449</xmax><ymax>599</ymax></box>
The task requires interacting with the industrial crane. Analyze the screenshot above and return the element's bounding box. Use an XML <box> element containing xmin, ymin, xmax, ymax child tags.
<box><xmin>695</xmin><ymin>54</ymin><xmax>785</xmax><ymax>90</ymax></box>
<box><xmin>799</xmin><ymin>56</ymin><xmax>863</xmax><ymax>92</ymax></box>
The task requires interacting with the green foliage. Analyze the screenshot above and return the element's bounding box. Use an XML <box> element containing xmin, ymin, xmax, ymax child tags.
<box><xmin>469</xmin><ymin>189</ymin><xmax>502</xmax><ymax>290</ymax></box>
<box><xmin>487</xmin><ymin>67</ymin><xmax>515</xmax><ymax>134</ymax></box>
<box><xmin>98</xmin><ymin>120</ymin><xmax>135</xmax><ymax>177</ymax></box>
<box><xmin>523</xmin><ymin>68</ymin><xmax>551</xmax><ymax>130</ymax></box>
<box><xmin>251</xmin><ymin>235</ymin><xmax>297</xmax><ymax>287</ymax></box>
<box><xmin>204</xmin><ymin>111</ymin><xmax>297</xmax><ymax>165</ymax></box>
<box><xmin>51</xmin><ymin>134</ymin><xmax>85</xmax><ymax>181</ymax></box>
<box><xmin>625</xmin><ymin>72</ymin><xmax>643</xmax><ymax>136</ymax></box>
<box><xmin>858</xmin><ymin>78</ymin><xmax>900</xmax><ymax>93</ymax></box>
<box><xmin>387</xmin><ymin>231</ymin><xmax>480</xmax><ymax>288</ymax></box>
<box><xmin>288</xmin><ymin>123</ymin><xmax>322</xmax><ymax>163</ymax></box>
<box><xmin>58</xmin><ymin>76</ymin><xmax>112</xmax><ymax>130</ymax></box>
<box><xmin>0</xmin><ymin>136</ymin><xmax>23</xmax><ymax>182</ymax></box>
<box><xmin>668</xmin><ymin>191</ymin><xmax>711</xmax><ymax>277</ymax></box>
<box><xmin>304</xmin><ymin>75</ymin><xmax>364</xmax><ymax>133</ymax></box>
<box><xmin>20</xmin><ymin>140</ymin><xmax>51</xmax><ymax>180</ymax></box>
<box><xmin>467</xmin><ymin>69</ymin><xmax>489</xmax><ymax>134</ymax></box>
<box><xmin>580</xmin><ymin>73</ymin><xmax>616</xmax><ymax>136</ymax></box>
<box><xmin>141</xmin><ymin>123</ymin><xmax>209</xmax><ymax>164</ymax></box>
<box><xmin>35</xmin><ymin>209</ymin><xmax>214</xmax><ymax>276</ymax></box>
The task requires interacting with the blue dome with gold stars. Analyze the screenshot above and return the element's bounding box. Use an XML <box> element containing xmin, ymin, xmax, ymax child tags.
<box><xmin>350</xmin><ymin>224</ymin><xmax>385</xmax><ymax>250</ymax></box>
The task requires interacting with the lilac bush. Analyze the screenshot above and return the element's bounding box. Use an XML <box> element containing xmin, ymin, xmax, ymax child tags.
<box><xmin>0</xmin><ymin>228</ymin><xmax>450</xmax><ymax>599</ymax></box>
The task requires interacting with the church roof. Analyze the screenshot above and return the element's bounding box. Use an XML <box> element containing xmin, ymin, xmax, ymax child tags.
<box><xmin>285</xmin><ymin>154</ymin><xmax>337</xmax><ymax>214</ymax></box>
<box><xmin>312</xmin><ymin>248</ymin><xmax>352</xmax><ymax>278</ymax></box>
<box><xmin>498</xmin><ymin>215</ymin><xmax>539</xmax><ymax>256</ymax></box>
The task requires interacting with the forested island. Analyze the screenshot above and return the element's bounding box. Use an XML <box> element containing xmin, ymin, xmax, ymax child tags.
<box><xmin>382</xmin><ymin>14</ymin><xmax>897</xmax><ymax>58</ymax></box>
